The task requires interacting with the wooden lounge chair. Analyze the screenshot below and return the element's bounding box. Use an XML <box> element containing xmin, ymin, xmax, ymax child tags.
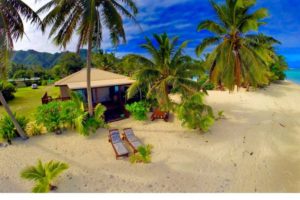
<box><xmin>108</xmin><ymin>129</ymin><xmax>129</xmax><ymax>159</ymax></box>
<box><xmin>122</xmin><ymin>128</ymin><xmax>143</xmax><ymax>153</ymax></box>
<box><xmin>151</xmin><ymin>109</ymin><xmax>169</xmax><ymax>122</ymax></box>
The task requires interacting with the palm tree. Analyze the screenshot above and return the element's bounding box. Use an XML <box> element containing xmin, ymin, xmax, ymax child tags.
<box><xmin>0</xmin><ymin>0</ymin><xmax>40</xmax><ymax>139</ymax></box>
<box><xmin>196</xmin><ymin>0</ymin><xmax>279</xmax><ymax>91</ymax></box>
<box><xmin>127</xmin><ymin>33</ymin><xmax>204</xmax><ymax>111</ymax></box>
<box><xmin>21</xmin><ymin>160</ymin><xmax>69</xmax><ymax>193</ymax></box>
<box><xmin>37</xmin><ymin>0</ymin><xmax>138</xmax><ymax>116</ymax></box>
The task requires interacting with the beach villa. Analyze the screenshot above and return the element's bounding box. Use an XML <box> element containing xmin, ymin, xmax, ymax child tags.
<box><xmin>42</xmin><ymin>68</ymin><xmax>137</xmax><ymax>122</ymax></box>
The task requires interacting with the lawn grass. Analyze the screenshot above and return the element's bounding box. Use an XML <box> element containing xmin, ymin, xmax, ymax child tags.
<box><xmin>0</xmin><ymin>85</ymin><xmax>59</xmax><ymax>121</ymax></box>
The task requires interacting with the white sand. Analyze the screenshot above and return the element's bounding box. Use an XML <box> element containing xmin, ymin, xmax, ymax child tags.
<box><xmin>0</xmin><ymin>81</ymin><xmax>299</xmax><ymax>193</ymax></box>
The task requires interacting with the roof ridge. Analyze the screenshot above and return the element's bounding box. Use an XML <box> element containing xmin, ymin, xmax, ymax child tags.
<box><xmin>55</xmin><ymin>68</ymin><xmax>87</xmax><ymax>85</ymax></box>
<box><xmin>55</xmin><ymin>68</ymin><xmax>133</xmax><ymax>86</ymax></box>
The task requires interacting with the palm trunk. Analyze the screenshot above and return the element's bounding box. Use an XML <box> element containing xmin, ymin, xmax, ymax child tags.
<box><xmin>0</xmin><ymin>91</ymin><xmax>28</xmax><ymax>140</ymax></box>
<box><xmin>86</xmin><ymin>32</ymin><xmax>94</xmax><ymax>117</ymax></box>
<box><xmin>234</xmin><ymin>51</ymin><xmax>242</xmax><ymax>88</ymax></box>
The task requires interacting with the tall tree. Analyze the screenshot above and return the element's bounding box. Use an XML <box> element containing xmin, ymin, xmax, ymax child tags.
<box><xmin>196</xmin><ymin>0</ymin><xmax>279</xmax><ymax>90</ymax></box>
<box><xmin>38</xmin><ymin>0</ymin><xmax>138</xmax><ymax>116</ymax></box>
<box><xmin>0</xmin><ymin>0</ymin><xmax>40</xmax><ymax>139</ymax></box>
<box><xmin>127</xmin><ymin>33</ymin><xmax>204</xmax><ymax>111</ymax></box>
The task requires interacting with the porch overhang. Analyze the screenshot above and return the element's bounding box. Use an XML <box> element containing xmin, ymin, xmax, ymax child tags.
<box><xmin>66</xmin><ymin>79</ymin><xmax>135</xmax><ymax>90</ymax></box>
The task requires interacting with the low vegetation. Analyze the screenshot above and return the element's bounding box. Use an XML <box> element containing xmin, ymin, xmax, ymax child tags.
<box><xmin>35</xmin><ymin>93</ymin><xmax>107</xmax><ymax>136</ymax></box>
<box><xmin>20</xmin><ymin>160</ymin><xmax>69</xmax><ymax>193</ymax></box>
<box><xmin>177</xmin><ymin>93</ymin><xmax>215</xmax><ymax>132</ymax></box>
<box><xmin>129</xmin><ymin>144</ymin><xmax>153</xmax><ymax>164</ymax></box>
<box><xmin>25</xmin><ymin>121</ymin><xmax>47</xmax><ymax>137</ymax></box>
<box><xmin>0</xmin><ymin>114</ymin><xmax>29</xmax><ymax>144</ymax></box>
<box><xmin>0</xmin><ymin>81</ymin><xmax>16</xmax><ymax>103</ymax></box>
<box><xmin>70</xmin><ymin>93</ymin><xmax>107</xmax><ymax>136</ymax></box>
<box><xmin>125</xmin><ymin>101</ymin><xmax>150</xmax><ymax>121</ymax></box>
<box><xmin>36</xmin><ymin>101</ymin><xmax>66</xmax><ymax>135</ymax></box>
<box><xmin>74</xmin><ymin>104</ymin><xmax>107</xmax><ymax>136</ymax></box>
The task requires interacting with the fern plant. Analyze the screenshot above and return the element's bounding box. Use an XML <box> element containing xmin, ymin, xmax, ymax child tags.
<box><xmin>129</xmin><ymin>144</ymin><xmax>153</xmax><ymax>164</ymax></box>
<box><xmin>20</xmin><ymin>160</ymin><xmax>69</xmax><ymax>193</ymax></box>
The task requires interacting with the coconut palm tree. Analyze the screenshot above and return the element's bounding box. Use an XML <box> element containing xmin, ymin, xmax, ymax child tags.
<box><xmin>37</xmin><ymin>0</ymin><xmax>138</xmax><ymax>116</ymax></box>
<box><xmin>127</xmin><ymin>33</ymin><xmax>204</xmax><ymax>111</ymax></box>
<box><xmin>196</xmin><ymin>0</ymin><xmax>279</xmax><ymax>91</ymax></box>
<box><xmin>21</xmin><ymin>160</ymin><xmax>69</xmax><ymax>193</ymax></box>
<box><xmin>0</xmin><ymin>0</ymin><xmax>40</xmax><ymax>139</ymax></box>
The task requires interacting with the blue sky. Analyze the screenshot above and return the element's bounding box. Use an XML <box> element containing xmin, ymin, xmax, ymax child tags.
<box><xmin>16</xmin><ymin>0</ymin><xmax>300</xmax><ymax>68</ymax></box>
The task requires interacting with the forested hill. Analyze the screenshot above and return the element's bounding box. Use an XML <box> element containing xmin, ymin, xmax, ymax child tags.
<box><xmin>12</xmin><ymin>49</ymin><xmax>87</xmax><ymax>68</ymax></box>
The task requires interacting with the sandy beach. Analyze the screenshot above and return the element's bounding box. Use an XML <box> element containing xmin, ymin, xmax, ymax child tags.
<box><xmin>0</xmin><ymin>81</ymin><xmax>299</xmax><ymax>193</ymax></box>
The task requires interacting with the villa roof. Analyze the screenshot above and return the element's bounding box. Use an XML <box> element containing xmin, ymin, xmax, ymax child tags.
<box><xmin>55</xmin><ymin>68</ymin><xmax>135</xmax><ymax>89</ymax></box>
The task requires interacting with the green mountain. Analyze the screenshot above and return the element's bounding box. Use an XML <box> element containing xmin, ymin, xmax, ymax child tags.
<box><xmin>12</xmin><ymin>49</ymin><xmax>87</xmax><ymax>68</ymax></box>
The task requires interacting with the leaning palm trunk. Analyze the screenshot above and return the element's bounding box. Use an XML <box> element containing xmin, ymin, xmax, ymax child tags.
<box><xmin>86</xmin><ymin>32</ymin><xmax>94</xmax><ymax>116</ymax></box>
<box><xmin>0</xmin><ymin>91</ymin><xmax>28</xmax><ymax>140</ymax></box>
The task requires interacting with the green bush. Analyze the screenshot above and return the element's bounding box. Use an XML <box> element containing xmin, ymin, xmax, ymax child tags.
<box><xmin>36</xmin><ymin>94</ymin><xmax>107</xmax><ymax>136</ymax></box>
<box><xmin>60</xmin><ymin>101</ymin><xmax>82</xmax><ymax>129</ymax></box>
<box><xmin>129</xmin><ymin>144</ymin><xmax>153</xmax><ymax>164</ymax></box>
<box><xmin>0</xmin><ymin>114</ymin><xmax>29</xmax><ymax>144</ymax></box>
<box><xmin>0</xmin><ymin>81</ymin><xmax>16</xmax><ymax>103</ymax></box>
<box><xmin>69</xmin><ymin>92</ymin><xmax>107</xmax><ymax>136</ymax></box>
<box><xmin>125</xmin><ymin>101</ymin><xmax>150</xmax><ymax>121</ymax></box>
<box><xmin>36</xmin><ymin>102</ymin><xmax>64</xmax><ymax>134</ymax></box>
<box><xmin>177</xmin><ymin>93</ymin><xmax>215</xmax><ymax>132</ymax></box>
<box><xmin>74</xmin><ymin>103</ymin><xmax>107</xmax><ymax>136</ymax></box>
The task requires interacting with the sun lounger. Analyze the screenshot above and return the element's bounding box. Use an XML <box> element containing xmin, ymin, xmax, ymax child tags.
<box><xmin>108</xmin><ymin>129</ymin><xmax>129</xmax><ymax>159</ymax></box>
<box><xmin>151</xmin><ymin>109</ymin><xmax>169</xmax><ymax>122</ymax></box>
<box><xmin>122</xmin><ymin>128</ymin><xmax>143</xmax><ymax>153</ymax></box>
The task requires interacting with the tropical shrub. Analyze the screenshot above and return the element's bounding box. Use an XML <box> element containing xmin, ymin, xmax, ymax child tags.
<box><xmin>60</xmin><ymin>101</ymin><xmax>82</xmax><ymax>129</ymax></box>
<box><xmin>25</xmin><ymin>121</ymin><xmax>47</xmax><ymax>137</ymax></box>
<box><xmin>0</xmin><ymin>114</ymin><xmax>29</xmax><ymax>144</ymax></box>
<box><xmin>177</xmin><ymin>93</ymin><xmax>215</xmax><ymax>132</ymax></box>
<box><xmin>0</xmin><ymin>81</ymin><xmax>16</xmax><ymax>103</ymax></box>
<box><xmin>36</xmin><ymin>102</ymin><xmax>64</xmax><ymax>134</ymax></box>
<box><xmin>129</xmin><ymin>144</ymin><xmax>153</xmax><ymax>164</ymax></box>
<box><xmin>125</xmin><ymin>101</ymin><xmax>150</xmax><ymax>121</ymax></box>
<box><xmin>74</xmin><ymin>104</ymin><xmax>107</xmax><ymax>136</ymax></box>
<box><xmin>35</xmin><ymin>97</ymin><xmax>107</xmax><ymax>136</ymax></box>
<box><xmin>21</xmin><ymin>160</ymin><xmax>69</xmax><ymax>193</ymax></box>
<box><xmin>70</xmin><ymin>92</ymin><xmax>107</xmax><ymax>136</ymax></box>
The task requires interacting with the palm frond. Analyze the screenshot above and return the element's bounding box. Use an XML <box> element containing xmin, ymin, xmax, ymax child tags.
<box><xmin>196</xmin><ymin>37</ymin><xmax>221</xmax><ymax>56</ymax></box>
<box><xmin>197</xmin><ymin>20</ymin><xmax>226</xmax><ymax>35</ymax></box>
